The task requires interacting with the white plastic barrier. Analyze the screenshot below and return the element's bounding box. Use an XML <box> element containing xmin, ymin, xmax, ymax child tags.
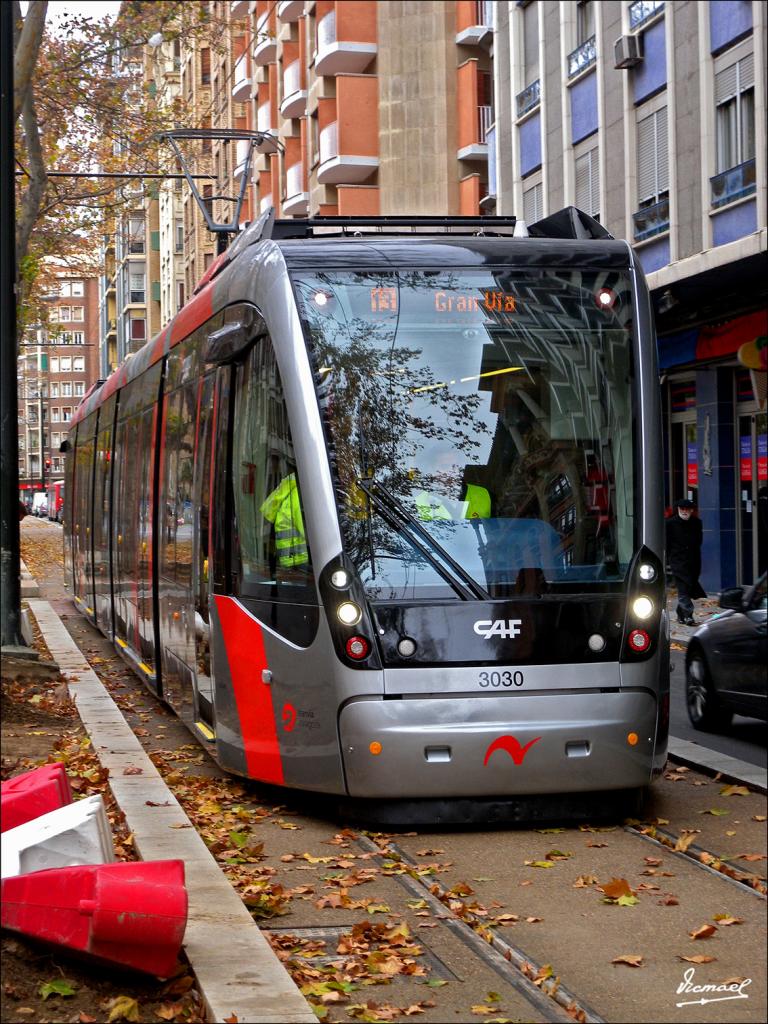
<box><xmin>1</xmin><ymin>795</ymin><xmax>115</xmax><ymax>878</ymax></box>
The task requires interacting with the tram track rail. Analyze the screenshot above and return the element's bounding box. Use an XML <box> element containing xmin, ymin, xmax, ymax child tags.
<box><xmin>355</xmin><ymin>835</ymin><xmax>605</xmax><ymax>1024</ymax></box>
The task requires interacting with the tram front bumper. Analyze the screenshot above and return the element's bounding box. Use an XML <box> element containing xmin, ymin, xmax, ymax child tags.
<box><xmin>339</xmin><ymin>690</ymin><xmax>657</xmax><ymax>798</ymax></box>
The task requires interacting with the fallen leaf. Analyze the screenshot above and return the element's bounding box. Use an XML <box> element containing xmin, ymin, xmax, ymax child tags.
<box><xmin>719</xmin><ymin>784</ymin><xmax>749</xmax><ymax>796</ymax></box>
<box><xmin>736</xmin><ymin>853</ymin><xmax>766</xmax><ymax>862</ymax></box>
<box><xmin>689</xmin><ymin>924</ymin><xmax>717</xmax><ymax>940</ymax></box>
<box><xmin>678</xmin><ymin>955</ymin><xmax>716</xmax><ymax>964</ymax></box>
<box><xmin>122</xmin><ymin>766</ymin><xmax>143</xmax><ymax>776</ymax></box>
<box><xmin>573</xmin><ymin>874</ymin><xmax>598</xmax><ymax>888</ymax></box>
<box><xmin>39</xmin><ymin>979</ymin><xmax>77</xmax><ymax>1000</ymax></box>
<box><xmin>525</xmin><ymin>860</ymin><xmax>555</xmax><ymax>869</ymax></box>
<box><xmin>599</xmin><ymin>878</ymin><xmax>633</xmax><ymax>900</ymax></box>
<box><xmin>658</xmin><ymin>894</ymin><xmax>679</xmax><ymax>906</ymax></box>
<box><xmin>611</xmin><ymin>955</ymin><xmax>643</xmax><ymax>967</ymax></box>
<box><xmin>107</xmin><ymin>995</ymin><xmax>141</xmax><ymax>1022</ymax></box>
<box><xmin>752</xmin><ymin>815</ymin><xmax>766</xmax><ymax>822</ymax></box>
<box><xmin>699</xmin><ymin>808</ymin><xmax>728</xmax><ymax>816</ymax></box>
<box><xmin>674</xmin><ymin>832</ymin><xmax>699</xmax><ymax>853</ymax></box>
<box><xmin>713</xmin><ymin>915</ymin><xmax>743</xmax><ymax>926</ymax></box>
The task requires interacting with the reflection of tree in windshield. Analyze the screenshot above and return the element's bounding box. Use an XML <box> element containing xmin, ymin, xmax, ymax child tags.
<box><xmin>302</xmin><ymin>273</ymin><xmax>491</xmax><ymax>571</ymax></box>
<box><xmin>294</xmin><ymin>268</ymin><xmax>636</xmax><ymax>597</ymax></box>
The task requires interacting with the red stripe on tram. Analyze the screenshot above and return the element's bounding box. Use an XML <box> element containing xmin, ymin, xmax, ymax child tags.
<box><xmin>213</xmin><ymin>596</ymin><xmax>284</xmax><ymax>784</ymax></box>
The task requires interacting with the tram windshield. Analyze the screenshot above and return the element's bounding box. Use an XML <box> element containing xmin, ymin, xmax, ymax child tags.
<box><xmin>293</xmin><ymin>268</ymin><xmax>637</xmax><ymax>601</ymax></box>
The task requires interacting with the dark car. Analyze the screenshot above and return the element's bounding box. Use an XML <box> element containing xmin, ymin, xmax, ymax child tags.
<box><xmin>685</xmin><ymin>573</ymin><xmax>767</xmax><ymax>730</ymax></box>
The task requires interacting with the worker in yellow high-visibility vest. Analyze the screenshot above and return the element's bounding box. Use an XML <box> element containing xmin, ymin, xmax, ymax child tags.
<box><xmin>260</xmin><ymin>473</ymin><xmax>309</xmax><ymax>567</ymax></box>
<box><xmin>414</xmin><ymin>482</ymin><xmax>491</xmax><ymax>522</ymax></box>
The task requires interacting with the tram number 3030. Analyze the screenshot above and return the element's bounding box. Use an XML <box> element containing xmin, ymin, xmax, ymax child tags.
<box><xmin>478</xmin><ymin>670</ymin><xmax>524</xmax><ymax>688</ymax></box>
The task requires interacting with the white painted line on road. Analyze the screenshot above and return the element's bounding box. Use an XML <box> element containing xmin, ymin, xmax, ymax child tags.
<box><xmin>27</xmin><ymin>599</ymin><xmax>316</xmax><ymax>1024</ymax></box>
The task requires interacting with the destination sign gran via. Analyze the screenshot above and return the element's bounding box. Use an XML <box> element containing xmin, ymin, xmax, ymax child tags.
<box><xmin>370</xmin><ymin>288</ymin><xmax>517</xmax><ymax>314</ymax></box>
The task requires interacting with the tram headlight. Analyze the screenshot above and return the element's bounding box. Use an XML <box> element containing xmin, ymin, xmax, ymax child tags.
<box><xmin>337</xmin><ymin>601</ymin><xmax>362</xmax><ymax>626</ymax></box>
<box><xmin>331</xmin><ymin>569</ymin><xmax>350</xmax><ymax>589</ymax></box>
<box><xmin>587</xmin><ymin>633</ymin><xmax>606</xmax><ymax>653</ymax></box>
<box><xmin>638</xmin><ymin>563</ymin><xmax>657</xmax><ymax>582</ymax></box>
<box><xmin>632</xmin><ymin>596</ymin><xmax>654</xmax><ymax>620</ymax></box>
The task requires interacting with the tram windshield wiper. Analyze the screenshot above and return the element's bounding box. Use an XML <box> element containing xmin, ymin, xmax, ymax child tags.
<box><xmin>355</xmin><ymin>476</ymin><xmax>489</xmax><ymax>602</ymax></box>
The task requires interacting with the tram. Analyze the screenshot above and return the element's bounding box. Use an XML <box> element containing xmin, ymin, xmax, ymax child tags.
<box><xmin>64</xmin><ymin>207</ymin><xmax>669</xmax><ymax>820</ymax></box>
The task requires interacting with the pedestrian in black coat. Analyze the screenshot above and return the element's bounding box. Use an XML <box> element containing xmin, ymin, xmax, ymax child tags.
<box><xmin>666</xmin><ymin>499</ymin><xmax>705</xmax><ymax>625</ymax></box>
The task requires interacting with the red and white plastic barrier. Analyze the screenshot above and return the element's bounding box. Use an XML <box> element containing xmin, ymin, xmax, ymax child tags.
<box><xmin>1</xmin><ymin>860</ymin><xmax>188</xmax><ymax>977</ymax></box>
<box><xmin>1</xmin><ymin>762</ymin><xmax>72</xmax><ymax>832</ymax></box>
<box><xmin>0</xmin><ymin>765</ymin><xmax>188</xmax><ymax>977</ymax></box>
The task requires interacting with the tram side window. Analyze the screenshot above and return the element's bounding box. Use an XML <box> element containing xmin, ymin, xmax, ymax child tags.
<box><xmin>161</xmin><ymin>380</ymin><xmax>198</xmax><ymax>585</ymax></box>
<box><xmin>231</xmin><ymin>340</ymin><xmax>315</xmax><ymax>600</ymax></box>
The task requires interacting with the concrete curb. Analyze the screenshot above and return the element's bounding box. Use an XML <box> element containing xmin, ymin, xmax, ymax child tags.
<box><xmin>668</xmin><ymin>735</ymin><xmax>767</xmax><ymax>794</ymax></box>
<box><xmin>20</xmin><ymin>559</ymin><xmax>40</xmax><ymax>599</ymax></box>
<box><xmin>27</xmin><ymin>599</ymin><xmax>316</xmax><ymax>1024</ymax></box>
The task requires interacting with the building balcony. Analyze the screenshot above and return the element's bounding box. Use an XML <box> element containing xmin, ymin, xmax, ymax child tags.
<box><xmin>277</xmin><ymin>1</ymin><xmax>303</xmax><ymax>22</ymax></box>
<box><xmin>253</xmin><ymin>14</ymin><xmax>277</xmax><ymax>65</ymax></box>
<box><xmin>567</xmin><ymin>35</ymin><xmax>596</xmax><ymax>79</ymax></box>
<box><xmin>629</xmin><ymin>0</ymin><xmax>664</xmax><ymax>31</ymax></box>
<box><xmin>283</xmin><ymin>163</ymin><xmax>308</xmax><ymax>215</ymax></box>
<box><xmin>260</xmin><ymin>194</ymin><xmax>273</xmax><ymax>213</ymax></box>
<box><xmin>516</xmin><ymin>79</ymin><xmax>540</xmax><ymax>118</ymax></box>
<box><xmin>232</xmin><ymin>53</ymin><xmax>251</xmax><ymax>102</ymax></box>
<box><xmin>317</xmin><ymin>121</ymin><xmax>379</xmax><ymax>184</ymax></box>
<box><xmin>633</xmin><ymin>196</ymin><xmax>670</xmax><ymax>241</ymax></box>
<box><xmin>280</xmin><ymin>60</ymin><xmax>306</xmax><ymax>118</ymax></box>
<box><xmin>234</xmin><ymin>138</ymin><xmax>251</xmax><ymax>178</ymax></box>
<box><xmin>315</xmin><ymin>10</ymin><xmax>377</xmax><ymax>76</ymax></box>
<box><xmin>455</xmin><ymin>0</ymin><xmax>494</xmax><ymax>46</ymax></box>
<box><xmin>256</xmin><ymin>104</ymin><xmax>278</xmax><ymax>151</ymax></box>
<box><xmin>710</xmin><ymin>158</ymin><xmax>756</xmax><ymax>209</ymax></box>
<box><xmin>230</xmin><ymin>0</ymin><xmax>249</xmax><ymax>18</ymax></box>
<box><xmin>458</xmin><ymin>105</ymin><xmax>492</xmax><ymax>160</ymax></box>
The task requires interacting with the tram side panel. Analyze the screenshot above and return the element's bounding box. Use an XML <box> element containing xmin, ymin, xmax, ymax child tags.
<box><xmin>111</xmin><ymin>364</ymin><xmax>162</xmax><ymax>693</ymax></box>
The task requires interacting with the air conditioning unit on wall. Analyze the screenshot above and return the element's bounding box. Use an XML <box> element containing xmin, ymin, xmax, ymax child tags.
<box><xmin>614</xmin><ymin>34</ymin><xmax>643</xmax><ymax>69</ymax></box>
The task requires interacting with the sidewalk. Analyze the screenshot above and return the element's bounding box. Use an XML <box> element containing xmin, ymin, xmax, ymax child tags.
<box><xmin>667</xmin><ymin>591</ymin><xmax>722</xmax><ymax>647</ymax></box>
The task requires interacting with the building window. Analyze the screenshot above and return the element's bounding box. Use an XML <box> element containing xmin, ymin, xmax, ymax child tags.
<box><xmin>59</xmin><ymin>306</ymin><xmax>71</xmax><ymax>322</ymax></box>
<box><xmin>60</xmin><ymin>356</ymin><xmax>72</xmax><ymax>372</ymax></box>
<box><xmin>576</xmin><ymin>1</ymin><xmax>594</xmax><ymax>45</ymax></box>
<box><xmin>177</xmin><ymin>280</ymin><xmax>185</xmax><ymax>311</ymax></box>
<box><xmin>175</xmin><ymin>221</ymin><xmax>184</xmax><ymax>252</ymax></box>
<box><xmin>634</xmin><ymin>105</ymin><xmax>669</xmax><ymax>240</ymax></box>
<box><xmin>73</xmin><ymin>356</ymin><xmax>85</xmax><ymax>372</ymax></box>
<box><xmin>575</xmin><ymin>145</ymin><xmax>600</xmax><ymax>219</ymax></box>
<box><xmin>130</xmin><ymin>318</ymin><xmax>146</xmax><ymax>342</ymax></box>
<box><xmin>50</xmin><ymin>383</ymin><xmax>59</xmax><ymax>398</ymax></box>
<box><xmin>71</xmin><ymin>307</ymin><xmax>84</xmax><ymax>321</ymax></box>
<box><xmin>62</xmin><ymin>382</ymin><xmax>72</xmax><ymax>397</ymax></box>
<box><xmin>52</xmin><ymin>432</ymin><xmax>60</xmax><ymax>448</ymax></box>
<box><xmin>50</xmin><ymin>357</ymin><xmax>59</xmax><ymax>372</ymax></box>
<box><xmin>51</xmin><ymin>408</ymin><xmax>60</xmax><ymax>422</ymax></box>
<box><xmin>62</xmin><ymin>408</ymin><xmax>72</xmax><ymax>422</ymax></box>
<box><xmin>523</xmin><ymin>181</ymin><xmax>543</xmax><ymax>224</ymax></box>
<box><xmin>712</xmin><ymin>53</ymin><xmax>755</xmax><ymax>207</ymax></box>
<box><xmin>127</xmin><ymin>216</ymin><xmax>145</xmax><ymax>254</ymax></box>
<box><xmin>74</xmin><ymin>381</ymin><xmax>85</xmax><ymax>397</ymax></box>
<box><xmin>200</xmin><ymin>47</ymin><xmax>211</xmax><ymax>85</ymax></box>
<box><xmin>71</xmin><ymin>280</ymin><xmax>84</xmax><ymax>296</ymax></box>
<box><xmin>73</xmin><ymin>331</ymin><xmax>84</xmax><ymax>345</ymax></box>
<box><xmin>129</xmin><ymin>272</ymin><xmax>146</xmax><ymax>303</ymax></box>
<box><xmin>522</xmin><ymin>1</ymin><xmax>539</xmax><ymax>88</ymax></box>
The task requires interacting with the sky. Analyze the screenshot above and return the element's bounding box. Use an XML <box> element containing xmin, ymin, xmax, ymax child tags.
<box><xmin>22</xmin><ymin>1</ymin><xmax>123</xmax><ymax>28</ymax></box>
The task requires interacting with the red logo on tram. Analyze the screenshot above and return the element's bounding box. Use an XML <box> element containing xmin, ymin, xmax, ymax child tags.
<box><xmin>483</xmin><ymin>735</ymin><xmax>541</xmax><ymax>766</ymax></box>
<box><xmin>282</xmin><ymin>703</ymin><xmax>297</xmax><ymax>732</ymax></box>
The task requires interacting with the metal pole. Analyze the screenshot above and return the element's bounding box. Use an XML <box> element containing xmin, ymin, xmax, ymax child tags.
<box><xmin>39</xmin><ymin>391</ymin><xmax>45</xmax><ymax>494</ymax></box>
<box><xmin>0</xmin><ymin>0</ymin><xmax>25</xmax><ymax>647</ymax></box>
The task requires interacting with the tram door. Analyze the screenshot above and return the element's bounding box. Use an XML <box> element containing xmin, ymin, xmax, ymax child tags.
<box><xmin>72</xmin><ymin>420</ymin><xmax>97</xmax><ymax>618</ymax></box>
<box><xmin>157</xmin><ymin>362</ymin><xmax>215</xmax><ymax>735</ymax></box>
<box><xmin>738</xmin><ymin>411</ymin><xmax>768</xmax><ymax>584</ymax></box>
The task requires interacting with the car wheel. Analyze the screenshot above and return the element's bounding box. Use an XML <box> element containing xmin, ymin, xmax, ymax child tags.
<box><xmin>686</xmin><ymin>650</ymin><xmax>732</xmax><ymax>731</ymax></box>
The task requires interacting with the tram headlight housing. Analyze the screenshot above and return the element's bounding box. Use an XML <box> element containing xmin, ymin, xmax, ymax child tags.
<box><xmin>331</xmin><ymin>569</ymin><xmax>350</xmax><ymax>589</ymax></box>
<box><xmin>337</xmin><ymin>601</ymin><xmax>362</xmax><ymax>626</ymax></box>
<box><xmin>638</xmin><ymin>563</ymin><xmax>657</xmax><ymax>582</ymax></box>
<box><xmin>632</xmin><ymin>596</ymin><xmax>654</xmax><ymax>620</ymax></box>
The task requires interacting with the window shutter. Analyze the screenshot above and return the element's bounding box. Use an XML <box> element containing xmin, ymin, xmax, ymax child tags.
<box><xmin>715</xmin><ymin>63</ymin><xmax>738</xmax><ymax>105</ymax></box>
<box><xmin>575</xmin><ymin>147</ymin><xmax>599</xmax><ymax>218</ymax></box>
<box><xmin>738</xmin><ymin>53</ymin><xmax>754</xmax><ymax>91</ymax></box>
<box><xmin>523</xmin><ymin>3</ymin><xmax>539</xmax><ymax>83</ymax></box>
<box><xmin>523</xmin><ymin>182</ymin><xmax>542</xmax><ymax>224</ymax></box>
<box><xmin>656</xmin><ymin>106</ymin><xmax>669</xmax><ymax>194</ymax></box>
<box><xmin>637</xmin><ymin>113</ymin><xmax>656</xmax><ymax>202</ymax></box>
